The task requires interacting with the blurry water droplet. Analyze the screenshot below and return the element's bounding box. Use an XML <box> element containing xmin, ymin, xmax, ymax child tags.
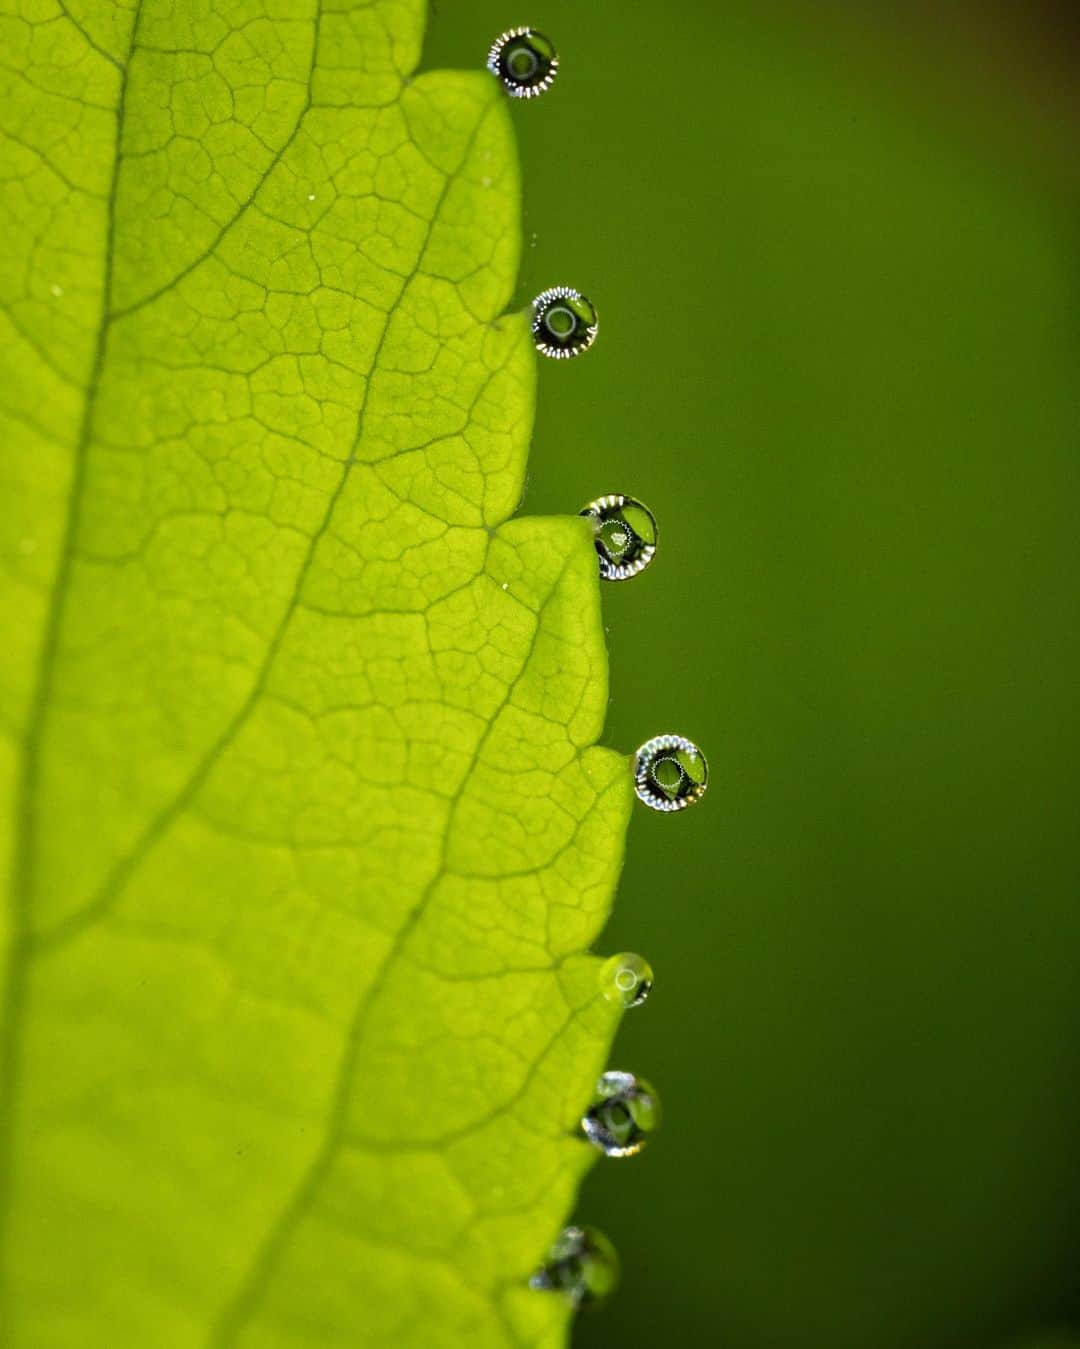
<box><xmin>634</xmin><ymin>733</ymin><xmax>708</xmax><ymax>812</ymax></box>
<box><xmin>481</xmin><ymin>175</ymin><xmax>492</xmax><ymax>187</ymax></box>
<box><xmin>581</xmin><ymin>1070</ymin><xmax>661</xmax><ymax>1157</ymax></box>
<box><xmin>307</xmin><ymin>192</ymin><xmax>316</xmax><ymax>201</ymax></box>
<box><xmin>487</xmin><ymin>26</ymin><xmax>558</xmax><ymax>99</ymax></box>
<box><xmin>600</xmin><ymin>953</ymin><xmax>653</xmax><ymax>1008</ymax></box>
<box><xmin>581</xmin><ymin>494</ymin><xmax>657</xmax><ymax>580</ymax></box>
<box><xmin>50</xmin><ymin>284</ymin><xmax>63</xmax><ymax>297</ymax></box>
<box><xmin>529</xmin><ymin>1224</ymin><xmax>619</xmax><ymax>1306</ymax></box>
<box><xmin>532</xmin><ymin>287</ymin><xmax>597</xmax><ymax>359</ymax></box>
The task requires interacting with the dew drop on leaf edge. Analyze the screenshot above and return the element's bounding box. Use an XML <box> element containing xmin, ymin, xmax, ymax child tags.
<box><xmin>531</xmin><ymin>286</ymin><xmax>598</xmax><ymax>359</ymax></box>
<box><xmin>581</xmin><ymin>1070</ymin><xmax>661</xmax><ymax>1158</ymax></box>
<box><xmin>600</xmin><ymin>952</ymin><xmax>654</xmax><ymax>1008</ymax></box>
<box><xmin>529</xmin><ymin>1225</ymin><xmax>620</xmax><ymax>1307</ymax></box>
<box><xmin>634</xmin><ymin>733</ymin><xmax>708</xmax><ymax>812</ymax></box>
<box><xmin>581</xmin><ymin>494</ymin><xmax>658</xmax><ymax>580</ymax></box>
<box><xmin>487</xmin><ymin>26</ymin><xmax>558</xmax><ymax>98</ymax></box>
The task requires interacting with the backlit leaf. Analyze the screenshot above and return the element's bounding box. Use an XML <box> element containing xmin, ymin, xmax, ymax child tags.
<box><xmin>0</xmin><ymin>1</ymin><xmax>631</xmax><ymax>1343</ymax></box>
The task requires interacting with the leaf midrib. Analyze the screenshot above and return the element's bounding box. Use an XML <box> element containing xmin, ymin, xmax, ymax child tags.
<box><xmin>0</xmin><ymin>0</ymin><xmax>148</xmax><ymax>1285</ymax></box>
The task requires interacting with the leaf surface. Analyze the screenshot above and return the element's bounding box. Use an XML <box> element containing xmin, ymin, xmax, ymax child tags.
<box><xmin>0</xmin><ymin>1</ymin><xmax>631</xmax><ymax>1344</ymax></box>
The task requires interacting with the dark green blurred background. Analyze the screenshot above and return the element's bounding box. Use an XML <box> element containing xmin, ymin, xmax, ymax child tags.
<box><xmin>428</xmin><ymin>4</ymin><xmax>1079</xmax><ymax>1345</ymax></box>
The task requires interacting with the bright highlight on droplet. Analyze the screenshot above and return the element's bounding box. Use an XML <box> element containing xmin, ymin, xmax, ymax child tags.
<box><xmin>529</xmin><ymin>1224</ymin><xmax>619</xmax><ymax>1306</ymax></box>
<box><xmin>486</xmin><ymin>26</ymin><xmax>559</xmax><ymax>98</ymax></box>
<box><xmin>580</xmin><ymin>494</ymin><xmax>658</xmax><ymax>581</ymax></box>
<box><xmin>531</xmin><ymin>286</ymin><xmax>598</xmax><ymax>359</ymax></box>
<box><xmin>581</xmin><ymin>1070</ymin><xmax>661</xmax><ymax>1157</ymax></box>
<box><xmin>600</xmin><ymin>952</ymin><xmax>654</xmax><ymax>1008</ymax></box>
<box><xmin>634</xmin><ymin>733</ymin><xmax>708</xmax><ymax>812</ymax></box>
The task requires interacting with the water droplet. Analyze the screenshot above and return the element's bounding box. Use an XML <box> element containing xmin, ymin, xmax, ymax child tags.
<box><xmin>580</xmin><ymin>494</ymin><xmax>657</xmax><ymax>581</ymax></box>
<box><xmin>487</xmin><ymin>27</ymin><xmax>559</xmax><ymax>99</ymax></box>
<box><xmin>600</xmin><ymin>953</ymin><xmax>653</xmax><ymax>1008</ymax></box>
<box><xmin>581</xmin><ymin>1070</ymin><xmax>661</xmax><ymax>1157</ymax></box>
<box><xmin>49</xmin><ymin>284</ymin><xmax>63</xmax><ymax>297</ymax></box>
<box><xmin>307</xmin><ymin>192</ymin><xmax>316</xmax><ymax>201</ymax></box>
<box><xmin>532</xmin><ymin>287</ymin><xmax>597</xmax><ymax>359</ymax></box>
<box><xmin>634</xmin><ymin>733</ymin><xmax>708</xmax><ymax>812</ymax></box>
<box><xmin>529</xmin><ymin>1225</ymin><xmax>619</xmax><ymax>1306</ymax></box>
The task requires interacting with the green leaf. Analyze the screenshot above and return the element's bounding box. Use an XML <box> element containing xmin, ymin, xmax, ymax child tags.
<box><xmin>0</xmin><ymin>1</ymin><xmax>632</xmax><ymax>1344</ymax></box>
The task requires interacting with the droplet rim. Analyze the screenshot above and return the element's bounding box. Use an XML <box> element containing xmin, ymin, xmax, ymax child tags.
<box><xmin>531</xmin><ymin>286</ymin><xmax>598</xmax><ymax>359</ymax></box>
<box><xmin>486</xmin><ymin>26</ymin><xmax>559</xmax><ymax>99</ymax></box>
<box><xmin>581</xmin><ymin>493</ymin><xmax>658</xmax><ymax>581</ymax></box>
<box><xmin>634</xmin><ymin>733</ymin><xmax>709</xmax><ymax>812</ymax></box>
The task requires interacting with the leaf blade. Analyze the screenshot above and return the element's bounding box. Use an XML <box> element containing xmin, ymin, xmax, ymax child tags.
<box><xmin>2</xmin><ymin>2</ymin><xmax>632</xmax><ymax>1345</ymax></box>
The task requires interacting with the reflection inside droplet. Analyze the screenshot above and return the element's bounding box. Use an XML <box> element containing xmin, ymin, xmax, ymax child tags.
<box><xmin>532</xmin><ymin>287</ymin><xmax>598</xmax><ymax>359</ymax></box>
<box><xmin>487</xmin><ymin>27</ymin><xmax>559</xmax><ymax>99</ymax></box>
<box><xmin>581</xmin><ymin>1070</ymin><xmax>661</xmax><ymax>1157</ymax></box>
<box><xmin>581</xmin><ymin>495</ymin><xmax>658</xmax><ymax>580</ymax></box>
<box><xmin>634</xmin><ymin>733</ymin><xmax>708</xmax><ymax>812</ymax></box>
<box><xmin>600</xmin><ymin>952</ymin><xmax>654</xmax><ymax>1008</ymax></box>
<box><xmin>529</xmin><ymin>1224</ymin><xmax>619</xmax><ymax>1306</ymax></box>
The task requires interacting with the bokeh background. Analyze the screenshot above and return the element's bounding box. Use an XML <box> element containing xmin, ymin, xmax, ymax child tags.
<box><xmin>427</xmin><ymin>4</ymin><xmax>1079</xmax><ymax>1346</ymax></box>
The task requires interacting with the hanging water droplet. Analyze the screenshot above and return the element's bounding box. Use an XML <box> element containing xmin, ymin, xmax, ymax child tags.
<box><xmin>529</xmin><ymin>1224</ymin><xmax>619</xmax><ymax>1306</ymax></box>
<box><xmin>532</xmin><ymin>287</ymin><xmax>598</xmax><ymax>359</ymax></box>
<box><xmin>581</xmin><ymin>1070</ymin><xmax>661</xmax><ymax>1157</ymax></box>
<box><xmin>487</xmin><ymin>27</ymin><xmax>559</xmax><ymax>98</ymax></box>
<box><xmin>580</xmin><ymin>494</ymin><xmax>658</xmax><ymax>580</ymax></box>
<box><xmin>634</xmin><ymin>733</ymin><xmax>708</xmax><ymax>812</ymax></box>
<box><xmin>600</xmin><ymin>952</ymin><xmax>654</xmax><ymax>1008</ymax></box>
